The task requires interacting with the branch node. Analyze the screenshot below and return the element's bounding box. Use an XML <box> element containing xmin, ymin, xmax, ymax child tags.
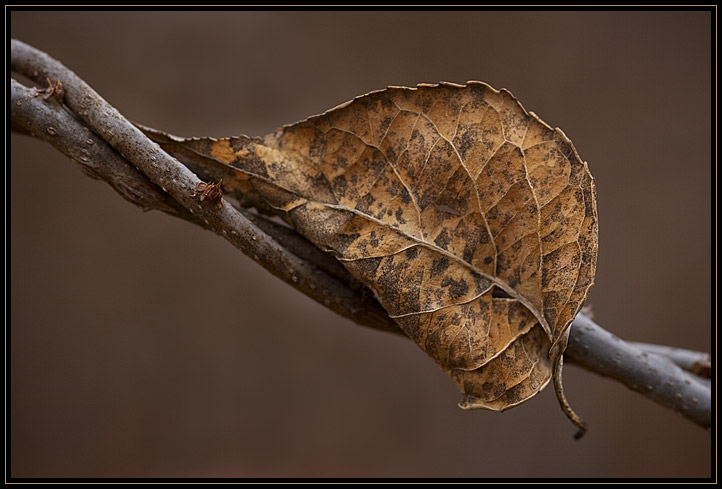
<box><xmin>194</xmin><ymin>179</ymin><xmax>224</xmax><ymax>207</ymax></box>
<box><xmin>32</xmin><ymin>76</ymin><xmax>65</xmax><ymax>103</ymax></box>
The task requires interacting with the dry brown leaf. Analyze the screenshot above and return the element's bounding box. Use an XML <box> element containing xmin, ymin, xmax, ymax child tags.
<box><xmin>143</xmin><ymin>82</ymin><xmax>598</xmax><ymax>433</ymax></box>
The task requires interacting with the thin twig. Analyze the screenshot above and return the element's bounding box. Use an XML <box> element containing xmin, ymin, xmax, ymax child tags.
<box><xmin>629</xmin><ymin>342</ymin><xmax>711</xmax><ymax>378</ymax></box>
<box><xmin>10</xmin><ymin>38</ymin><xmax>711</xmax><ymax>432</ymax></box>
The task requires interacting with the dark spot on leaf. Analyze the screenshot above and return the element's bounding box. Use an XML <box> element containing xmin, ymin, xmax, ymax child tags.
<box><xmin>434</xmin><ymin>229</ymin><xmax>452</xmax><ymax>249</ymax></box>
<box><xmin>353</xmin><ymin>256</ymin><xmax>382</xmax><ymax>277</ymax></box>
<box><xmin>462</xmin><ymin>244</ymin><xmax>475</xmax><ymax>263</ymax></box>
<box><xmin>470</xmin><ymin>83</ymin><xmax>486</xmax><ymax>100</ymax></box>
<box><xmin>496</xmin><ymin>255</ymin><xmax>510</xmax><ymax>274</ymax></box>
<box><xmin>457</xmin><ymin>130</ymin><xmax>477</xmax><ymax>159</ymax></box>
<box><xmin>309</xmin><ymin>172</ymin><xmax>337</xmax><ymax>203</ymax></box>
<box><xmin>584</xmin><ymin>189</ymin><xmax>594</xmax><ymax>216</ymax></box>
<box><xmin>471</xmin><ymin>272</ymin><xmax>492</xmax><ymax>292</ymax></box>
<box><xmin>478</xmin><ymin>228</ymin><xmax>490</xmax><ymax>244</ymax></box>
<box><xmin>355</xmin><ymin>193</ymin><xmax>375</xmax><ymax>213</ymax></box>
<box><xmin>336</xmin><ymin>232</ymin><xmax>361</xmax><ymax>250</ymax></box>
<box><xmin>555</xmin><ymin>139</ymin><xmax>574</xmax><ymax>160</ymax></box>
<box><xmin>430</xmin><ymin>257</ymin><xmax>450</xmax><ymax>277</ymax></box>
<box><xmin>332</xmin><ymin>175</ymin><xmax>348</xmax><ymax>195</ymax></box>
<box><xmin>491</xmin><ymin>286</ymin><xmax>511</xmax><ymax>299</ymax></box>
<box><xmin>405</xmin><ymin>247</ymin><xmax>418</xmax><ymax>259</ymax></box>
<box><xmin>308</xmin><ymin>130</ymin><xmax>326</xmax><ymax>159</ymax></box>
<box><xmin>418</xmin><ymin>96</ymin><xmax>434</xmax><ymax>113</ymax></box>
<box><xmin>387</xmin><ymin>180</ymin><xmax>406</xmax><ymax>199</ymax></box>
<box><xmin>441</xmin><ymin>276</ymin><xmax>469</xmax><ymax>300</ymax></box>
<box><xmin>232</xmin><ymin>149</ymin><xmax>269</xmax><ymax>179</ymax></box>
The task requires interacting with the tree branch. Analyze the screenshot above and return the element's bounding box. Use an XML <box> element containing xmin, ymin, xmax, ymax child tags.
<box><xmin>10</xmin><ymin>38</ymin><xmax>711</xmax><ymax>433</ymax></box>
<box><xmin>10</xmin><ymin>38</ymin><xmax>399</xmax><ymax>337</ymax></box>
<box><xmin>565</xmin><ymin>315</ymin><xmax>710</xmax><ymax>428</ymax></box>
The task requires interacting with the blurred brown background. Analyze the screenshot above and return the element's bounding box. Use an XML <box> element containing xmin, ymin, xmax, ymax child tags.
<box><xmin>10</xmin><ymin>11</ymin><xmax>712</xmax><ymax>478</ymax></box>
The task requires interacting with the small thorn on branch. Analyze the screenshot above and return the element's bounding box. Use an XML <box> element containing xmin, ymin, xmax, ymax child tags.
<box><xmin>691</xmin><ymin>360</ymin><xmax>711</xmax><ymax>378</ymax></box>
<box><xmin>32</xmin><ymin>77</ymin><xmax>65</xmax><ymax>103</ymax></box>
<box><xmin>194</xmin><ymin>179</ymin><xmax>224</xmax><ymax>207</ymax></box>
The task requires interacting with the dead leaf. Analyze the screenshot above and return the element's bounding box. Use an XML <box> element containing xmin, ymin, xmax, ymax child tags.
<box><xmin>142</xmin><ymin>82</ymin><xmax>598</xmax><ymax>433</ymax></box>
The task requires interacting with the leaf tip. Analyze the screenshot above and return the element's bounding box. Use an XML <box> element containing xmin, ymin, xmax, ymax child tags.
<box><xmin>553</xmin><ymin>355</ymin><xmax>589</xmax><ymax>438</ymax></box>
